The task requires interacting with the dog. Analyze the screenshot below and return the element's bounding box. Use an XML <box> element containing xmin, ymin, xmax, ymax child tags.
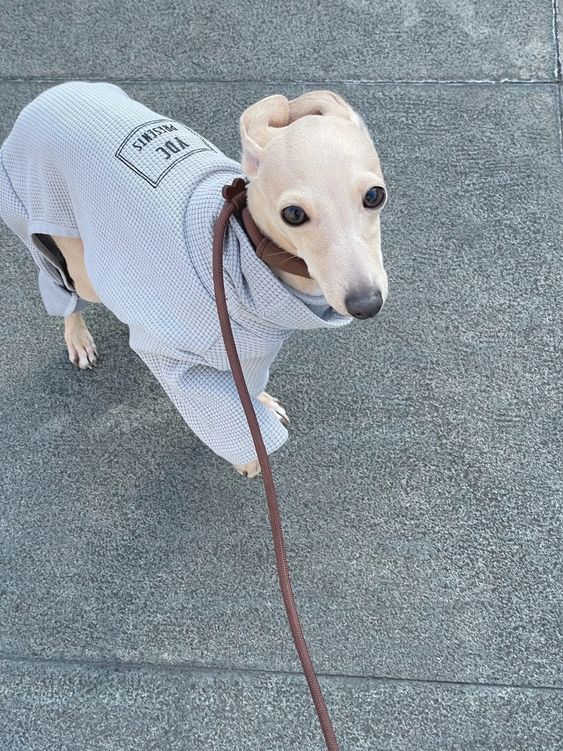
<box><xmin>0</xmin><ymin>82</ymin><xmax>387</xmax><ymax>478</ymax></box>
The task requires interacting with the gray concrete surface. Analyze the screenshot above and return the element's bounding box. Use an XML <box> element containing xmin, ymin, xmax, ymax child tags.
<box><xmin>0</xmin><ymin>1</ymin><xmax>556</xmax><ymax>81</ymax></box>
<box><xmin>1</xmin><ymin>3</ymin><xmax>562</xmax><ymax>750</ymax></box>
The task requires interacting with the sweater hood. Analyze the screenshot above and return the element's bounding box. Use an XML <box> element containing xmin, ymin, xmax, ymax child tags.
<box><xmin>185</xmin><ymin>169</ymin><xmax>354</xmax><ymax>335</ymax></box>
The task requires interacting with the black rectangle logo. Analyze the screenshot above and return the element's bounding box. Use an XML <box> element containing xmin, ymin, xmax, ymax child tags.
<box><xmin>115</xmin><ymin>118</ymin><xmax>217</xmax><ymax>187</ymax></box>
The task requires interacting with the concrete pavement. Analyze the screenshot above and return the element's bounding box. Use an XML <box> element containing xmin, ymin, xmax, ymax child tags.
<box><xmin>1</xmin><ymin>2</ymin><xmax>562</xmax><ymax>749</ymax></box>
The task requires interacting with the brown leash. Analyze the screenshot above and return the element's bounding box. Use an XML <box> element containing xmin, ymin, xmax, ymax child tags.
<box><xmin>224</xmin><ymin>176</ymin><xmax>311</xmax><ymax>279</ymax></box>
<box><xmin>239</xmin><ymin>204</ymin><xmax>311</xmax><ymax>279</ymax></box>
<box><xmin>212</xmin><ymin>177</ymin><xmax>341</xmax><ymax>751</ymax></box>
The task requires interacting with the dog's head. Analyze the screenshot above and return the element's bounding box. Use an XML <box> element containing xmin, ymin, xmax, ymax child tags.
<box><xmin>240</xmin><ymin>90</ymin><xmax>387</xmax><ymax>319</ymax></box>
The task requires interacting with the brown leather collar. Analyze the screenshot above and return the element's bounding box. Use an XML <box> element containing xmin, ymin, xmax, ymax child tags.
<box><xmin>222</xmin><ymin>177</ymin><xmax>311</xmax><ymax>279</ymax></box>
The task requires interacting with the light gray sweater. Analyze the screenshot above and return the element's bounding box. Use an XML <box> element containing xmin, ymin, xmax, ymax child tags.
<box><xmin>0</xmin><ymin>81</ymin><xmax>353</xmax><ymax>465</ymax></box>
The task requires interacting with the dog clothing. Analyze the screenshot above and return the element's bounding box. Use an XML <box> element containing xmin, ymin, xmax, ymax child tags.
<box><xmin>0</xmin><ymin>81</ymin><xmax>353</xmax><ymax>465</ymax></box>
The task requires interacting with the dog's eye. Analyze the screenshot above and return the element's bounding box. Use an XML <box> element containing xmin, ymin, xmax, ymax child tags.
<box><xmin>281</xmin><ymin>205</ymin><xmax>308</xmax><ymax>226</ymax></box>
<box><xmin>363</xmin><ymin>186</ymin><xmax>386</xmax><ymax>209</ymax></box>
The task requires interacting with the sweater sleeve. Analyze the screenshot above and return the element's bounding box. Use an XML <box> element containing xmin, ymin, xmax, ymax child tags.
<box><xmin>1</xmin><ymin>148</ymin><xmax>88</xmax><ymax>318</ymax></box>
<box><xmin>37</xmin><ymin>268</ymin><xmax>89</xmax><ymax>317</ymax></box>
<box><xmin>137</xmin><ymin>351</ymin><xmax>289</xmax><ymax>466</ymax></box>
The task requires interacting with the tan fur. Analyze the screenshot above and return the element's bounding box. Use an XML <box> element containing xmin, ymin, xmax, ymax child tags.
<box><xmin>63</xmin><ymin>310</ymin><xmax>98</xmax><ymax>369</ymax></box>
<box><xmin>233</xmin><ymin>392</ymin><xmax>289</xmax><ymax>478</ymax></box>
<box><xmin>47</xmin><ymin>91</ymin><xmax>386</xmax><ymax>476</ymax></box>
<box><xmin>239</xmin><ymin>90</ymin><xmax>388</xmax><ymax>314</ymax></box>
<box><xmin>52</xmin><ymin>235</ymin><xmax>100</xmax><ymax>303</ymax></box>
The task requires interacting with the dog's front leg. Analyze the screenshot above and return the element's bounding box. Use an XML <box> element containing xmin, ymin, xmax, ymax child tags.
<box><xmin>232</xmin><ymin>391</ymin><xmax>289</xmax><ymax>478</ymax></box>
<box><xmin>233</xmin><ymin>457</ymin><xmax>262</xmax><ymax>478</ymax></box>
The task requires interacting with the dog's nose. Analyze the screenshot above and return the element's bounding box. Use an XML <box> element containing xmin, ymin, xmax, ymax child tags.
<box><xmin>344</xmin><ymin>288</ymin><xmax>383</xmax><ymax>319</ymax></box>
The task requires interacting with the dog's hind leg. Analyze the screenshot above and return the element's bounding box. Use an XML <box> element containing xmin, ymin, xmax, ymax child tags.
<box><xmin>50</xmin><ymin>234</ymin><xmax>101</xmax><ymax>304</ymax></box>
<box><xmin>45</xmin><ymin>234</ymin><xmax>100</xmax><ymax>370</ymax></box>
<box><xmin>64</xmin><ymin>311</ymin><xmax>98</xmax><ymax>369</ymax></box>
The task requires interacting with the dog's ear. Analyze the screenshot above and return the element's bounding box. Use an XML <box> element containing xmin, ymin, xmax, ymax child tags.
<box><xmin>288</xmin><ymin>90</ymin><xmax>370</xmax><ymax>136</ymax></box>
<box><xmin>239</xmin><ymin>94</ymin><xmax>290</xmax><ymax>178</ymax></box>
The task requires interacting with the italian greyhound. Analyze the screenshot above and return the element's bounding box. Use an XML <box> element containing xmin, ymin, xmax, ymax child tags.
<box><xmin>9</xmin><ymin>89</ymin><xmax>388</xmax><ymax>477</ymax></box>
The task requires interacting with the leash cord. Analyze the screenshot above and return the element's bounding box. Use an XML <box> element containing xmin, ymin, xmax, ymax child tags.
<box><xmin>212</xmin><ymin>193</ymin><xmax>340</xmax><ymax>751</ymax></box>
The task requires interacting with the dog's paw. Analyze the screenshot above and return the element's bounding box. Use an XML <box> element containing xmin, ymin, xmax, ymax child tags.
<box><xmin>231</xmin><ymin>393</ymin><xmax>289</xmax><ymax>478</ymax></box>
<box><xmin>233</xmin><ymin>458</ymin><xmax>261</xmax><ymax>478</ymax></box>
<box><xmin>64</xmin><ymin>312</ymin><xmax>98</xmax><ymax>370</ymax></box>
<box><xmin>257</xmin><ymin>391</ymin><xmax>289</xmax><ymax>427</ymax></box>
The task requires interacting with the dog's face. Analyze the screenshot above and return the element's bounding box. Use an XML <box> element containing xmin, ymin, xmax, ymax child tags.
<box><xmin>240</xmin><ymin>91</ymin><xmax>388</xmax><ymax>318</ymax></box>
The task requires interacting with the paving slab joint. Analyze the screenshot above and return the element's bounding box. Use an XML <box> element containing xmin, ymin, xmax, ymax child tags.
<box><xmin>554</xmin><ymin>0</ymin><xmax>562</xmax><ymax>78</ymax></box>
<box><xmin>1</xmin><ymin>654</ymin><xmax>563</xmax><ymax>694</ymax></box>
<box><xmin>0</xmin><ymin>76</ymin><xmax>562</xmax><ymax>86</ymax></box>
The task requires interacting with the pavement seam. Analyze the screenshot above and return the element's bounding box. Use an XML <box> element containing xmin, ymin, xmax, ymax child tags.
<box><xmin>554</xmin><ymin>0</ymin><xmax>562</xmax><ymax>79</ymax></box>
<box><xmin>553</xmin><ymin>0</ymin><xmax>563</xmax><ymax>159</ymax></box>
<box><xmin>558</xmin><ymin>84</ymin><xmax>563</xmax><ymax>162</ymax></box>
<box><xmin>0</xmin><ymin>653</ymin><xmax>561</xmax><ymax>694</ymax></box>
<box><xmin>0</xmin><ymin>77</ymin><xmax>561</xmax><ymax>86</ymax></box>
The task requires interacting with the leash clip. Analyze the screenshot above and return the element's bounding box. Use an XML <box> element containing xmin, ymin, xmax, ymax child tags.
<box><xmin>221</xmin><ymin>176</ymin><xmax>248</xmax><ymax>214</ymax></box>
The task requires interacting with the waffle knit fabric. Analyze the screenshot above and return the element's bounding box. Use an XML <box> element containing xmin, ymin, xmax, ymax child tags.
<box><xmin>0</xmin><ymin>81</ymin><xmax>353</xmax><ymax>465</ymax></box>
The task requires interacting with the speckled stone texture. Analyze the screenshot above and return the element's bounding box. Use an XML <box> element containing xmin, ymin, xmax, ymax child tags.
<box><xmin>0</xmin><ymin>0</ymin><xmax>557</xmax><ymax>81</ymax></box>
<box><xmin>1</xmin><ymin>660</ymin><xmax>562</xmax><ymax>751</ymax></box>
<box><xmin>1</xmin><ymin>2</ymin><xmax>562</xmax><ymax>750</ymax></box>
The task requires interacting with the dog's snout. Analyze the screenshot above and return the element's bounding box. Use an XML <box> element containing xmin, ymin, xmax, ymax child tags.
<box><xmin>344</xmin><ymin>288</ymin><xmax>383</xmax><ymax>319</ymax></box>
